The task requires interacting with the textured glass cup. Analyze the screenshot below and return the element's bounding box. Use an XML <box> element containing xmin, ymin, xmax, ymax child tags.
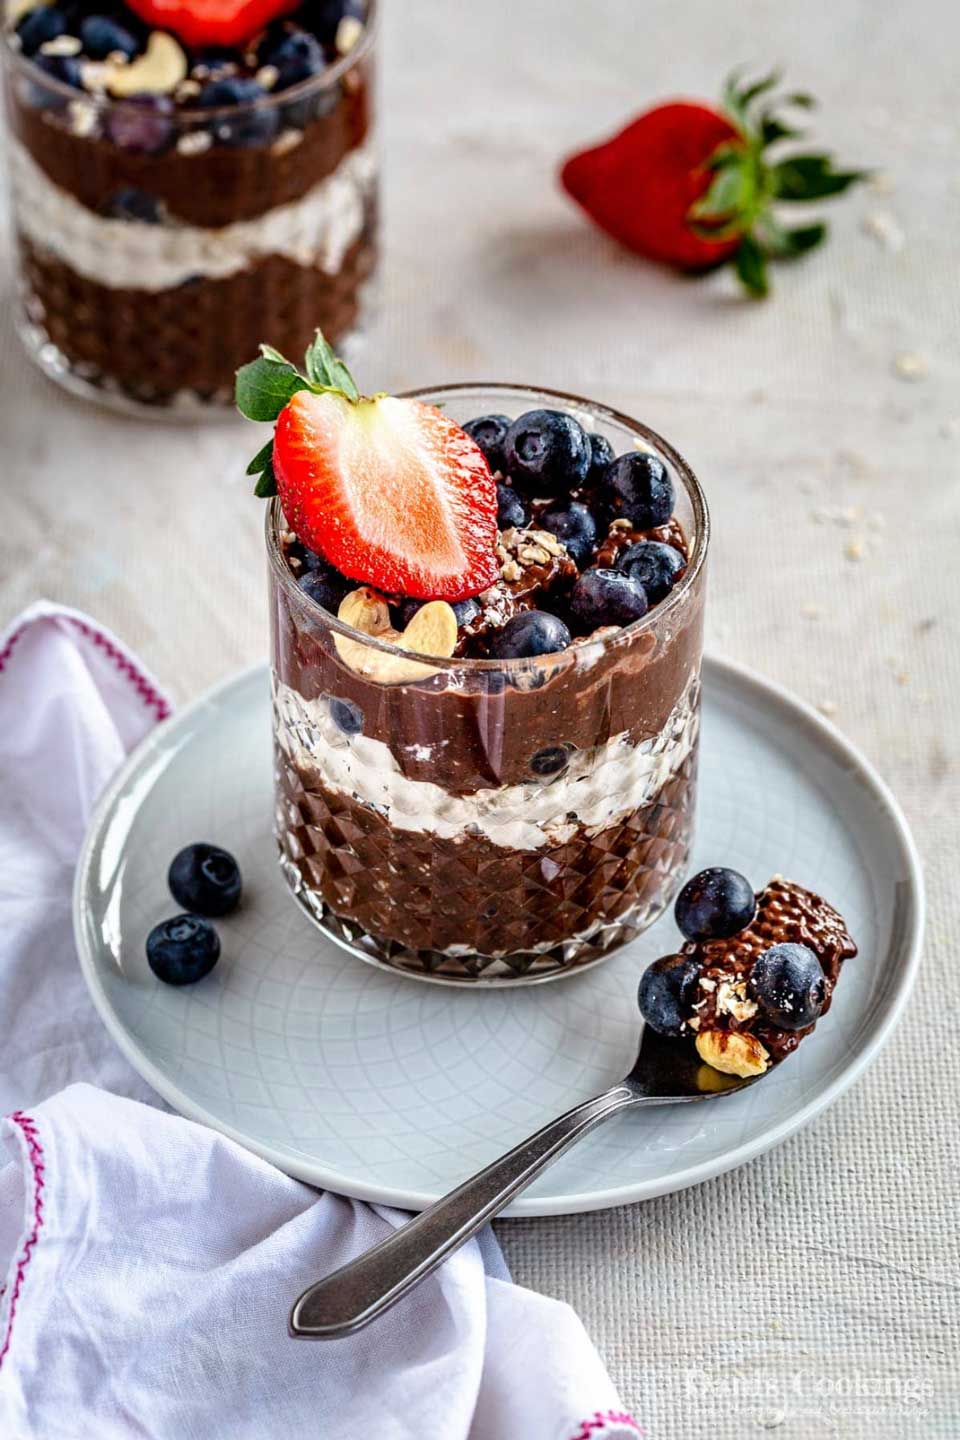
<box><xmin>270</xmin><ymin>383</ymin><xmax>708</xmax><ymax>985</ymax></box>
<box><xmin>1</xmin><ymin>6</ymin><xmax>377</xmax><ymax>416</ymax></box>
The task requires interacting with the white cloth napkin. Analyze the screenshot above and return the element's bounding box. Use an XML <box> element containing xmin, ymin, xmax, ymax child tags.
<box><xmin>0</xmin><ymin>602</ymin><xmax>642</xmax><ymax>1440</ymax></box>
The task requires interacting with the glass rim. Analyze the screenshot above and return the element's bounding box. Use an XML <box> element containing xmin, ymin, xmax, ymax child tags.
<box><xmin>1</xmin><ymin>0</ymin><xmax>377</xmax><ymax>120</ymax></box>
<box><xmin>266</xmin><ymin>380</ymin><xmax>710</xmax><ymax>673</ymax></box>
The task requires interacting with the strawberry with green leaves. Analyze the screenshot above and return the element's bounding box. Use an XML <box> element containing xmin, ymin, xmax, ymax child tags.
<box><xmin>561</xmin><ymin>69</ymin><xmax>867</xmax><ymax>297</ymax></box>
<box><xmin>238</xmin><ymin>334</ymin><xmax>499</xmax><ymax>601</ymax></box>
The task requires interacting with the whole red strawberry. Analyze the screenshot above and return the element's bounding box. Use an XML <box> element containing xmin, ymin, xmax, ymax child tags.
<box><xmin>561</xmin><ymin>70</ymin><xmax>867</xmax><ymax>296</ymax></box>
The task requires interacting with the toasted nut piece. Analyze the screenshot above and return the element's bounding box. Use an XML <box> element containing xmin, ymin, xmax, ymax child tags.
<box><xmin>107</xmin><ymin>32</ymin><xmax>187</xmax><ymax>96</ymax></box>
<box><xmin>335</xmin><ymin>591</ymin><xmax>458</xmax><ymax>685</ymax></box>
<box><xmin>402</xmin><ymin>601</ymin><xmax>459</xmax><ymax>659</ymax></box>
<box><xmin>338</xmin><ymin>587</ymin><xmax>393</xmax><ymax>636</ymax></box>
<box><xmin>695</xmin><ymin>1029</ymin><xmax>769</xmax><ymax>1078</ymax></box>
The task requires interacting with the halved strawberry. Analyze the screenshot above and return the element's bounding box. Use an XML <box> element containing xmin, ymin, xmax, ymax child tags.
<box><xmin>237</xmin><ymin>333</ymin><xmax>499</xmax><ymax>601</ymax></box>
<box><xmin>125</xmin><ymin>0</ymin><xmax>297</xmax><ymax>50</ymax></box>
<box><xmin>274</xmin><ymin>391</ymin><xmax>499</xmax><ymax>600</ymax></box>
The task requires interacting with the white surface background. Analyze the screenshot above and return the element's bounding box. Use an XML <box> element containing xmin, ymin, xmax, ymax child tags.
<box><xmin>1</xmin><ymin>0</ymin><xmax>958</xmax><ymax>1435</ymax></box>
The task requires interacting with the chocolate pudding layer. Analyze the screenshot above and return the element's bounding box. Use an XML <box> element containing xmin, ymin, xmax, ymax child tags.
<box><xmin>3</xmin><ymin>13</ymin><xmax>376</xmax><ymax>412</ymax></box>
<box><xmin>266</xmin><ymin>381</ymin><xmax>709</xmax><ymax>984</ymax></box>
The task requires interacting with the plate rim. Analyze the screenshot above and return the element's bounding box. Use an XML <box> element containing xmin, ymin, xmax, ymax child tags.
<box><xmin>73</xmin><ymin>655</ymin><xmax>925</xmax><ymax>1216</ymax></box>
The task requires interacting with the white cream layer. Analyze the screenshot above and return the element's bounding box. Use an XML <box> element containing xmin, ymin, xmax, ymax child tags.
<box><xmin>274</xmin><ymin>675</ymin><xmax>699</xmax><ymax>852</ymax></box>
<box><xmin>9</xmin><ymin>136</ymin><xmax>376</xmax><ymax>291</ymax></box>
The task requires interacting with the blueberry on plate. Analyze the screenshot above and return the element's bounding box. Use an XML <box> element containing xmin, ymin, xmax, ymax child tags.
<box><xmin>587</xmin><ymin>432</ymin><xmax>614</xmax><ymax>483</ymax></box>
<box><xmin>267</xmin><ymin>30</ymin><xmax>326</xmax><ymax>88</ymax></box>
<box><xmin>80</xmin><ymin>15</ymin><xmax>139</xmax><ymax>60</ymax></box>
<box><xmin>748</xmin><ymin>943</ymin><xmax>827</xmax><ymax>1030</ymax></box>
<box><xmin>600</xmin><ymin>451</ymin><xmax>674</xmax><ymax>529</ymax></box>
<box><xmin>496</xmin><ymin>482</ymin><xmax>529</xmax><ymax>531</ymax></box>
<box><xmin>538</xmin><ymin>502</ymin><xmax>597</xmax><ymax>568</ymax></box>
<box><xmin>198</xmin><ymin>78</ymin><xmax>280</xmax><ymax>147</ymax></box>
<box><xmin>487</xmin><ymin>610</ymin><xmax>572</xmax><ymax>659</ymax></box>
<box><xmin>16</xmin><ymin>6</ymin><xmax>68</xmax><ymax>56</ymax></box>
<box><xmin>299</xmin><ymin>565</ymin><xmax>347</xmax><ymax>613</ymax></box>
<box><xmin>328</xmin><ymin>696</ymin><xmax>363</xmax><ymax>734</ymax></box>
<box><xmin>105</xmin><ymin>96</ymin><xmax>174</xmax><ymax>156</ymax></box>
<box><xmin>530</xmin><ymin>744</ymin><xmax>573</xmax><ymax>778</ymax></box>
<box><xmin>463</xmin><ymin>414</ymin><xmax>512</xmax><ymax>474</ymax></box>
<box><xmin>504</xmin><ymin>409</ymin><xmax>591</xmax><ymax>495</ymax></box>
<box><xmin>168</xmin><ymin>843</ymin><xmax>242</xmax><ymax>917</ymax></box>
<box><xmin>638</xmin><ymin>954</ymin><xmax>702</xmax><ymax>1037</ymax></box>
<box><xmin>100</xmin><ymin>187</ymin><xmax>164</xmax><ymax>223</ymax></box>
<box><xmin>146</xmin><ymin>915</ymin><xmax>220</xmax><ymax>986</ymax></box>
<box><xmin>569</xmin><ymin>567</ymin><xmax>648</xmax><ymax>631</ymax></box>
<box><xmin>674</xmin><ymin>867</ymin><xmax>756</xmax><ymax>942</ymax></box>
<box><xmin>618</xmin><ymin>540</ymin><xmax>685</xmax><ymax>604</ymax></box>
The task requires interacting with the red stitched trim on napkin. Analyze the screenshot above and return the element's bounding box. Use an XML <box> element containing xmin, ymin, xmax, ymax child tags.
<box><xmin>67</xmin><ymin>620</ymin><xmax>171</xmax><ymax>723</ymax></box>
<box><xmin>567</xmin><ymin>1411</ymin><xmax>644</xmax><ymax>1440</ymax></box>
<box><xmin>0</xmin><ymin>616</ymin><xmax>171</xmax><ymax>723</ymax></box>
<box><xmin>0</xmin><ymin>1113</ymin><xmax>46</xmax><ymax>1371</ymax></box>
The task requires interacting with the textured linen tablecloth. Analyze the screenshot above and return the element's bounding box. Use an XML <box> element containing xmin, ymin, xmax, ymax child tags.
<box><xmin>1</xmin><ymin>0</ymin><xmax>958</xmax><ymax>1435</ymax></box>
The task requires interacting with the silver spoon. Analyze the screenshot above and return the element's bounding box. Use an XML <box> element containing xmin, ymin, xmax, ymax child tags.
<box><xmin>289</xmin><ymin>1021</ymin><xmax>759</xmax><ymax>1339</ymax></box>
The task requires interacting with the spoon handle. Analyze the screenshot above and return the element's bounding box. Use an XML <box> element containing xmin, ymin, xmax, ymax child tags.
<box><xmin>290</xmin><ymin>1083</ymin><xmax>638</xmax><ymax>1338</ymax></box>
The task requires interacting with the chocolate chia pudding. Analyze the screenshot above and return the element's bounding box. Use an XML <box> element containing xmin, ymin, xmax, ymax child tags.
<box><xmin>246</xmin><ymin>369</ymin><xmax>709</xmax><ymax>984</ymax></box>
<box><xmin>2</xmin><ymin>0</ymin><xmax>376</xmax><ymax>413</ymax></box>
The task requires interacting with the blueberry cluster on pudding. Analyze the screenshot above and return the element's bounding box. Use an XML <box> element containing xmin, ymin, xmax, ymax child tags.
<box><xmin>639</xmin><ymin>867</ymin><xmax>858</xmax><ymax>1076</ymax></box>
<box><xmin>2</xmin><ymin>0</ymin><xmax>375</xmax><ymax>410</ymax></box>
<box><xmin>240</xmin><ymin>335</ymin><xmax>707</xmax><ymax>982</ymax></box>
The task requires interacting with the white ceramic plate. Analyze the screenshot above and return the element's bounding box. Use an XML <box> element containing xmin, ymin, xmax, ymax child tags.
<box><xmin>74</xmin><ymin>657</ymin><xmax>923</xmax><ymax>1216</ymax></box>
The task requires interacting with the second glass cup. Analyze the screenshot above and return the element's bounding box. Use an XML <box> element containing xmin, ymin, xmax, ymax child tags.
<box><xmin>269</xmin><ymin>384</ymin><xmax>708</xmax><ymax>985</ymax></box>
<box><xmin>2</xmin><ymin>3</ymin><xmax>377</xmax><ymax>415</ymax></box>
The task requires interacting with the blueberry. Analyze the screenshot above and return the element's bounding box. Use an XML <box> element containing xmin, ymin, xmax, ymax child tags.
<box><xmin>539</xmin><ymin>502</ymin><xmax>597</xmax><ymax>568</ymax></box>
<box><xmin>105</xmin><ymin>95</ymin><xmax>173</xmax><ymax>155</ymax></box>
<box><xmin>16</xmin><ymin>6</ymin><xmax>67</xmax><ymax>56</ymax></box>
<box><xmin>530</xmin><ymin>745</ymin><xmax>573</xmax><ymax>777</ymax></box>
<box><xmin>266</xmin><ymin>29</ymin><xmax>326</xmax><ymax>88</ymax></box>
<box><xmin>451</xmin><ymin>597</ymin><xmax>482</xmax><ymax>627</ymax></box>
<box><xmin>100</xmin><ymin>188</ymin><xmax>163</xmax><ymax>223</ymax></box>
<box><xmin>329</xmin><ymin>696</ymin><xmax>363</xmax><ymax>734</ymax></box>
<box><xmin>299</xmin><ymin>0</ymin><xmax>353</xmax><ymax>44</ymax></box>
<box><xmin>463</xmin><ymin>414</ymin><xmax>511</xmax><ymax>474</ymax></box>
<box><xmin>147</xmin><ymin>915</ymin><xmax>220</xmax><ymax>986</ymax></box>
<box><xmin>298</xmin><ymin>565</ymin><xmax>347</xmax><ymax>613</ymax></box>
<box><xmin>300</xmin><ymin>547</ymin><xmax>329</xmax><ymax>571</ymax></box>
<box><xmin>27</xmin><ymin>52</ymin><xmax>82</xmax><ymax>105</ymax></box>
<box><xmin>674</xmin><ymin>867</ymin><xmax>756</xmax><ymax>942</ymax></box>
<box><xmin>569</xmin><ymin>568</ymin><xmax>648</xmax><ymax>631</ymax></box>
<box><xmin>194</xmin><ymin>44</ymin><xmax>238</xmax><ymax>74</ymax></box>
<box><xmin>638</xmin><ymin>953</ymin><xmax>702</xmax><ymax>1037</ymax></box>
<box><xmin>600</xmin><ymin>452</ymin><xmax>674</xmax><ymax>529</ymax></box>
<box><xmin>496</xmin><ymin>482</ymin><xmax>529</xmax><ymax>531</ymax></box>
<box><xmin>587</xmin><ymin>432</ymin><xmax>614</xmax><ymax>483</ymax></box>
<box><xmin>169</xmin><ymin>844</ymin><xmax>242</xmax><ymax>917</ymax></box>
<box><xmin>749</xmin><ymin>944</ymin><xmax>827</xmax><ymax>1030</ymax></box>
<box><xmin>80</xmin><ymin>15</ymin><xmax>139</xmax><ymax>59</ymax></box>
<box><xmin>199</xmin><ymin>78</ymin><xmax>280</xmax><ymax>147</ymax></box>
<box><xmin>504</xmin><ymin>409</ymin><xmax>591</xmax><ymax>496</ymax></box>
<box><xmin>396</xmin><ymin>596</ymin><xmax>480</xmax><ymax>629</ymax></box>
<box><xmin>618</xmin><ymin>540</ymin><xmax>685</xmax><ymax>604</ymax></box>
<box><xmin>487</xmin><ymin>610</ymin><xmax>571</xmax><ymax>659</ymax></box>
